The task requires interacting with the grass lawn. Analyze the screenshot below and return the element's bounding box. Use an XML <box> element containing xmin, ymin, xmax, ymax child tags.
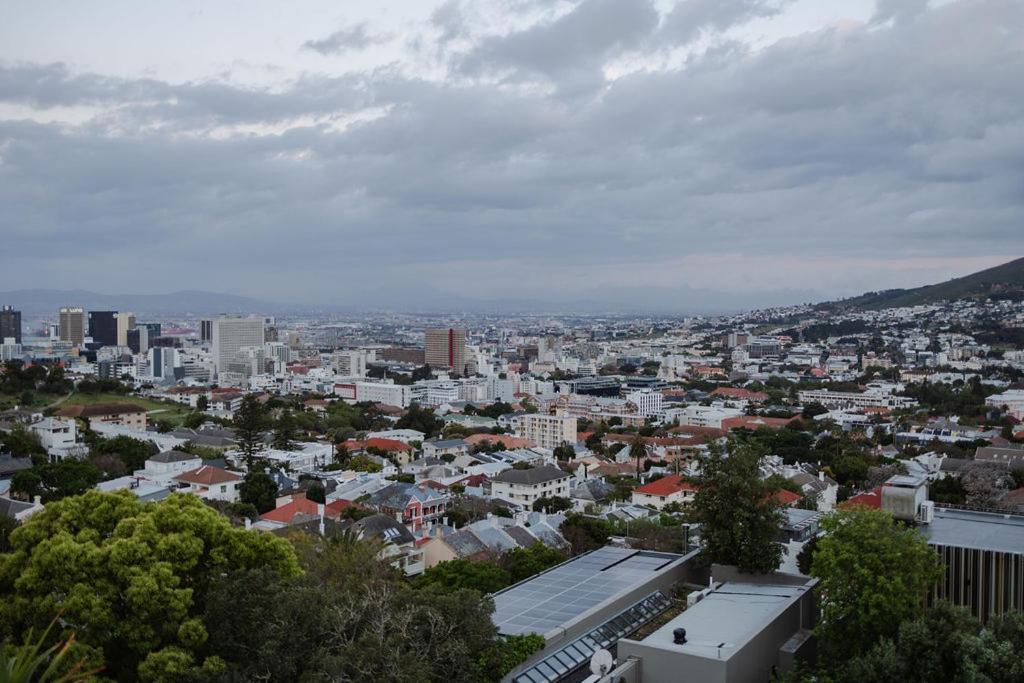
<box><xmin>59</xmin><ymin>392</ymin><xmax>195</xmax><ymax>427</ymax></box>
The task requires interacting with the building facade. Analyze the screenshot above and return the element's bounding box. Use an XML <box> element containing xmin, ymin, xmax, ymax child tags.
<box><xmin>58</xmin><ymin>307</ymin><xmax>85</xmax><ymax>345</ymax></box>
<box><xmin>425</xmin><ymin>327</ymin><xmax>468</xmax><ymax>376</ymax></box>
<box><xmin>0</xmin><ymin>306</ymin><xmax>22</xmax><ymax>345</ymax></box>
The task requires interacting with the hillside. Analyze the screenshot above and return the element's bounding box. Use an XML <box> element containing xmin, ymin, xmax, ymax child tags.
<box><xmin>0</xmin><ymin>288</ymin><xmax>275</xmax><ymax>315</ymax></box>
<box><xmin>822</xmin><ymin>256</ymin><xmax>1024</xmax><ymax>310</ymax></box>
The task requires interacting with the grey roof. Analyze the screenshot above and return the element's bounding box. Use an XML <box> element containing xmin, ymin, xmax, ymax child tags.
<box><xmin>445</xmin><ymin>528</ymin><xmax>490</xmax><ymax>558</ymax></box>
<box><xmin>571</xmin><ymin>478</ymin><xmax>614</xmax><ymax>501</ymax></box>
<box><xmin>492</xmin><ymin>465</ymin><xmax>569</xmax><ymax>486</ymax></box>
<box><xmin>366</xmin><ymin>482</ymin><xmax>414</xmax><ymax>509</ymax></box>
<box><xmin>470</xmin><ymin>524</ymin><xmax>519</xmax><ymax>553</ymax></box>
<box><xmin>641</xmin><ymin>582</ymin><xmax>810</xmax><ymax>660</ymax></box>
<box><xmin>425</xmin><ymin>439</ymin><xmax>467</xmax><ymax>449</ymax></box>
<box><xmin>504</xmin><ymin>525</ymin><xmax>541</xmax><ymax>548</ymax></box>
<box><xmin>923</xmin><ymin>507</ymin><xmax>1024</xmax><ymax>554</ymax></box>
<box><xmin>0</xmin><ymin>455</ymin><xmax>33</xmax><ymax>476</ymax></box>
<box><xmin>492</xmin><ymin>546</ymin><xmax>683</xmax><ymax>637</ymax></box>
<box><xmin>149</xmin><ymin>450</ymin><xmax>199</xmax><ymax>463</ymax></box>
<box><xmin>975</xmin><ymin>446</ymin><xmax>1024</xmax><ymax>466</ymax></box>
<box><xmin>353</xmin><ymin>513</ymin><xmax>417</xmax><ymax>545</ymax></box>
<box><xmin>0</xmin><ymin>496</ymin><xmax>35</xmax><ymax>518</ymax></box>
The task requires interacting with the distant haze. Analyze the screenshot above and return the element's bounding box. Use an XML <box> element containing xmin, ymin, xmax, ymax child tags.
<box><xmin>1</xmin><ymin>1</ymin><xmax>1022</xmax><ymax>310</ymax></box>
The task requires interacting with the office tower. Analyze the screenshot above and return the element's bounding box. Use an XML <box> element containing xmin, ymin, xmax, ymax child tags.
<box><xmin>58</xmin><ymin>307</ymin><xmax>85</xmax><ymax>345</ymax></box>
<box><xmin>148</xmin><ymin>347</ymin><xmax>179</xmax><ymax>381</ymax></box>
<box><xmin>115</xmin><ymin>312</ymin><xmax>136</xmax><ymax>347</ymax></box>
<box><xmin>211</xmin><ymin>316</ymin><xmax>265</xmax><ymax>377</ymax></box>
<box><xmin>0</xmin><ymin>306</ymin><xmax>21</xmax><ymax>345</ymax></box>
<box><xmin>127</xmin><ymin>327</ymin><xmax>149</xmax><ymax>354</ymax></box>
<box><xmin>425</xmin><ymin>327</ymin><xmax>468</xmax><ymax>376</ymax></box>
<box><xmin>200</xmin><ymin>319</ymin><xmax>213</xmax><ymax>342</ymax></box>
<box><xmin>331</xmin><ymin>349</ymin><xmax>367</xmax><ymax>377</ymax></box>
<box><xmin>88</xmin><ymin>311</ymin><xmax>118</xmax><ymax>346</ymax></box>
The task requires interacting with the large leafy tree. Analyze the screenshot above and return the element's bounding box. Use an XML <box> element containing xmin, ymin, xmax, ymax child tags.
<box><xmin>498</xmin><ymin>543</ymin><xmax>567</xmax><ymax>583</ymax></box>
<box><xmin>842</xmin><ymin>603</ymin><xmax>1024</xmax><ymax>683</ymax></box>
<box><xmin>233</xmin><ymin>395</ymin><xmax>267</xmax><ymax>466</ymax></box>
<box><xmin>239</xmin><ymin>470</ymin><xmax>279</xmax><ymax>513</ymax></box>
<box><xmin>9</xmin><ymin>459</ymin><xmax>102</xmax><ymax>503</ymax></box>
<box><xmin>0</xmin><ymin>490</ymin><xmax>300</xmax><ymax>681</ymax></box>
<box><xmin>413</xmin><ymin>559</ymin><xmax>511</xmax><ymax>594</ymax></box>
<box><xmin>690</xmin><ymin>441</ymin><xmax>783</xmax><ymax>573</ymax></box>
<box><xmin>89</xmin><ymin>435</ymin><xmax>156</xmax><ymax>472</ymax></box>
<box><xmin>810</xmin><ymin>506</ymin><xmax>942</xmax><ymax>665</ymax></box>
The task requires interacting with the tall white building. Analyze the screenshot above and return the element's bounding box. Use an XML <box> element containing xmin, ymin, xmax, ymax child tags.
<box><xmin>626</xmin><ymin>389</ymin><xmax>663</xmax><ymax>417</ymax></box>
<box><xmin>115</xmin><ymin>312</ymin><xmax>136</xmax><ymax>347</ymax></box>
<box><xmin>331</xmin><ymin>349</ymin><xmax>368</xmax><ymax>377</ymax></box>
<box><xmin>511</xmin><ymin>413</ymin><xmax>577</xmax><ymax>450</ymax></box>
<box><xmin>211</xmin><ymin>316</ymin><xmax>265</xmax><ymax>378</ymax></box>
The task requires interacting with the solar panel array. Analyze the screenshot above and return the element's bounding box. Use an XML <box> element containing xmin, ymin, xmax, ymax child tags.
<box><xmin>492</xmin><ymin>547</ymin><xmax>678</xmax><ymax>636</ymax></box>
<box><xmin>512</xmin><ymin>591</ymin><xmax>674</xmax><ymax>683</ymax></box>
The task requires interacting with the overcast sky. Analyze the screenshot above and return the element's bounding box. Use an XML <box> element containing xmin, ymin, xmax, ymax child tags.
<box><xmin>1</xmin><ymin>0</ymin><xmax>1022</xmax><ymax>311</ymax></box>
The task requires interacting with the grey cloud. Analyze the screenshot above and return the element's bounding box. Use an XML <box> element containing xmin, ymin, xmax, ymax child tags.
<box><xmin>303</xmin><ymin>22</ymin><xmax>385</xmax><ymax>55</ymax></box>
<box><xmin>659</xmin><ymin>0</ymin><xmax>792</xmax><ymax>45</ymax></box>
<box><xmin>456</xmin><ymin>0</ymin><xmax>659</xmax><ymax>90</ymax></box>
<box><xmin>2</xmin><ymin>0</ymin><xmax>1023</xmax><ymax>308</ymax></box>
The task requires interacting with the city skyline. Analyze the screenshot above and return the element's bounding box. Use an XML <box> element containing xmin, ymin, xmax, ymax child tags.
<box><xmin>2</xmin><ymin>0</ymin><xmax>1023</xmax><ymax>309</ymax></box>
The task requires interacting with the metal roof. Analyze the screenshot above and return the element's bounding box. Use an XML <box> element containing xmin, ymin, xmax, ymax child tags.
<box><xmin>924</xmin><ymin>507</ymin><xmax>1024</xmax><ymax>554</ymax></box>
<box><xmin>492</xmin><ymin>546</ymin><xmax>682</xmax><ymax>637</ymax></box>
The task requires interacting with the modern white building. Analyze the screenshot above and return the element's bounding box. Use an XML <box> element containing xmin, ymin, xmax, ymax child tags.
<box><xmin>986</xmin><ymin>389</ymin><xmax>1024</xmax><ymax>420</ymax></box>
<box><xmin>212</xmin><ymin>316</ymin><xmax>265</xmax><ymax>378</ymax></box>
<box><xmin>30</xmin><ymin>417</ymin><xmax>86</xmax><ymax>461</ymax></box>
<box><xmin>626</xmin><ymin>389</ymin><xmax>663</xmax><ymax>418</ymax></box>
<box><xmin>797</xmin><ymin>389</ymin><xmax>918</xmax><ymax>410</ymax></box>
<box><xmin>331</xmin><ymin>349</ymin><xmax>368</xmax><ymax>377</ymax></box>
<box><xmin>334</xmin><ymin>381</ymin><xmax>412</xmax><ymax>408</ymax></box>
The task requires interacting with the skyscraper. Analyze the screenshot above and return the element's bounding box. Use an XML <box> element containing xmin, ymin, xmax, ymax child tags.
<box><xmin>0</xmin><ymin>306</ymin><xmax>22</xmax><ymax>344</ymax></box>
<box><xmin>425</xmin><ymin>327</ymin><xmax>468</xmax><ymax>376</ymax></box>
<box><xmin>88</xmin><ymin>311</ymin><xmax>118</xmax><ymax>346</ymax></box>
<box><xmin>59</xmin><ymin>307</ymin><xmax>85</xmax><ymax>345</ymax></box>
<box><xmin>211</xmin><ymin>316</ymin><xmax>265</xmax><ymax>377</ymax></box>
<box><xmin>200</xmin><ymin>319</ymin><xmax>213</xmax><ymax>342</ymax></box>
<box><xmin>115</xmin><ymin>312</ymin><xmax>136</xmax><ymax>347</ymax></box>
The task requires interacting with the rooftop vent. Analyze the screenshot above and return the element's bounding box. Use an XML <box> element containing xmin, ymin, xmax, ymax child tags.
<box><xmin>673</xmin><ymin>628</ymin><xmax>687</xmax><ymax>645</ymax></box>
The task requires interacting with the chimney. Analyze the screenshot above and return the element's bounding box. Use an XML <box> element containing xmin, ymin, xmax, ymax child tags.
<box><xmin>819</xmin><ymin>471</ymin><xmax>825</xmax><ymax>482</ymax></box>
<box><xmin>443</xmin><ymin>516</ymin><xmax>449</xmax><ymax>527</ymax></box>
<box><xmin>395</xmin><ymin>511</ymin><xmax>403</xmax><ymax>523</ymax></box>
<box><xmin>33</xmin><ymin>495</ymin><xmax>42</xmax><ymax>506</ymax></box>
<box><xmin>244</xmin><ymin>518</ymin><xmax>252</xmax><ymax>530</ymax></box>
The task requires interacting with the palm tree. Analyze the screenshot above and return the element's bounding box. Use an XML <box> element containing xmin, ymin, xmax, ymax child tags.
<box><xmin>629</xmin><ymin>435</ymin><xmax>648</xmax><ymax>479</ymax></box>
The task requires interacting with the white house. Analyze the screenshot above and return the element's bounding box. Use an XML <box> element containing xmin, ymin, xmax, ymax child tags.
<box><xmin>30</xmin><ymin>417</ymin><xmax>86</xmax><ymax>461</ymax></box>
<box><xmin>490</xmin><ymin>465</ymin><xmax>571</xmax><ymax>507</ymax></box>
<box><xmin>134</xmin><ymin>450</ymin><xmax>203</xmax><ymax>486</ymax></box>
<box><xmin>172</xmin><ymin>465</ymin><xmax>242</xmax><ymax>502</ymax></box>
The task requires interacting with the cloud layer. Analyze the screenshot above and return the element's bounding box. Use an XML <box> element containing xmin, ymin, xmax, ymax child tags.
<box><xmin>1</xmin><ymin>0</ymin><xmax>1021</xmax><ymax>311</ymax></box>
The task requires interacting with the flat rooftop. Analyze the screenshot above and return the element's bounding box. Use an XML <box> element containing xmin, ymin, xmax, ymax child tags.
<box><xmin>641</xmin><ymin>583</ymin><xmax>807</xmax><ymax>660</ymax></box>
<box><xmin>492</xmin><ymin>546</ymin><xmax>683</xmax><ymax>637</ymax></box>
<box><xmin>924</xmin><ymin>507</ymin><xmax>1024</xmax><ymax>554</ymax></box>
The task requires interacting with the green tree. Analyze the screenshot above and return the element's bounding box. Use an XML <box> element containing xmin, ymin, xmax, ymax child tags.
<box><xmin>841</xmin><ymin>602</ymin><xmax>1024</xmax><ymax>683</ymax></box>
<box><xmin>239</xmin><ymin>469</ymin><xmax>278</xmax><ymax>514</ymax></box>
<box><xmin>305</xmin><ymin>481</ymin><xmax>326</xmax><ymax>504</ymax></box>
<box><xmin>690</xmin><ymin>441</ymin><xmax>783</xmax><ymax>573</ymax></box>
<box><xmin>0</xmin><ymin>424</ymin><xmax>47</xmax><ymax>458</ymax></box>
<box><xmin>0</xmin><ymin>491</ymin><xmax>299</xmax><ymax>680</ymax></box>
<box><xmin>89</xmin><ymin>435</ymin><xmax>156</xmax><ymax>472</ymax></box>
<box><xmin>531</xmin><ymin>495</ymin><xmax>572</xmax><ymax>513</ymax></box>
<box><xmin>233</xmin><ymin>395</ymin><xmax>267</xmax><ymax>466</ymax></box>
<box><xmin>499</xmin><ymin>543</ymin><xmax>567</xmax><ymax>583</ymax></box>
<box><xmin>552</xmin><ymin>443</ymin><xmax>575</xmax><ymax>461</ymax></box>
<box><xmin>413</xmin><ymin>559</ymin><xmax>511</xmax><ymax>593</ymax></box>
<box><xmin>195</xmin><ymin>395</ymin><xmax>209</xmax><ymax>412</ymax></box>
<box><xmin>9</xmin><ymin>459</ymin><xmax>102</xmax><ymax>503</ymax></box>
<box><xmin>810</xmin><ymin>506</ymin><xmax>942</xmax><ymax>665</ymax></box>
<box><xmin>0</xmin><ymin>618</ymin><xmax>100</xmax><ymax>682</ymax></box>
<box><xmin>272</xmin><ymin>408</ymin><xmax>298</xmax><ymax>450</ymax></box>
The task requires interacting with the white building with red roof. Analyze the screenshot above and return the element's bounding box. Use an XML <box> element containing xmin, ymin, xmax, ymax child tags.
<box><xmin>172</xmin><ymin>465</ymin><xmax>243</xmax><ymax>503</ymax></box>
<box><xmin>631</xmin><ymin>474</ymin><xmax>698</xmax><ymax>510</ymax></box>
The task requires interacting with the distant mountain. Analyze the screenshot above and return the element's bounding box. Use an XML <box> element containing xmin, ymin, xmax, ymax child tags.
<box><xmin>822</xmin><ymin>256</ymin><xmax>1024</xmax><ymax>310</ymax></box>
<box><xmin>0</xmin><ymin>289</ymin><xmax>276</xmax><ymax>316</ymax></box>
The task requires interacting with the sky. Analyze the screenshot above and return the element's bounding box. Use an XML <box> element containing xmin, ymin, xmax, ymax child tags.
<box><xmin>1</xmin><ymin>0</ymin><xmax>1022</xmax><ymax>312</ymax></box>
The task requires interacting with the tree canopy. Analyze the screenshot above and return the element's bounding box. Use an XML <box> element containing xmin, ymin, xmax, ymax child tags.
<box><xmin>0</xmin><ymin>490</ymin><xmax>300</xmax><ymax>681</ymax></box>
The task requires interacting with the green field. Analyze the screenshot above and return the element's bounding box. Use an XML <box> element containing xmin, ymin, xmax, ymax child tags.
<box><xmin>58</xmin><ymin>392</ymin><xmax>195</xmax><ymax>427</ymax></box>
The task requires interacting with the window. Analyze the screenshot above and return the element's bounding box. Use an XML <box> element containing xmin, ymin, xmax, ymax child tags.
<box><xmin>220</xmin><ymin>485</ymin><xmax>226</xmax><ymax>493</ymax></box>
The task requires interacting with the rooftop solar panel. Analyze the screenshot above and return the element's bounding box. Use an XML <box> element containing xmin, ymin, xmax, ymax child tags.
<box><xmin>492</xmin><ymin>547</ymin><xmax>682</xmax><ymax>636</ymax></box>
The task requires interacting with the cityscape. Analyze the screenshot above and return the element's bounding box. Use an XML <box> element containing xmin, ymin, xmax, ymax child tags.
<box><xmin>3</xmin><ymin>1</ymin><xmax>1024</xmax><ymax>682</ymax></box>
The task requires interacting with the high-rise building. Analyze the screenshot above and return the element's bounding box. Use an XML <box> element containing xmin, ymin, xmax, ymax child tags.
<box><xmin>88</xmin><ymin>311</ymin><xmax>118</xmax><ymax>346</ymax></box>
<box><xmin>211</xmin><ymin>316</ymin><xmax>265</xmax><ymax>377</ymax></box>
<box><xmin>58</xmin><ymin>307</ymin><xmax>85</xmax><ymax>345</ymax></box>
<box><xmin>425</xmin><ymin>327</ymin><xmax>467</xmax><ymax>376</ymax></box>
<box><xmin>331</xmin><ymin>349</ymin><xmax>368</xmax><ymax>377</ymax></box>
<box><xmin>115</xmin><ymin>312</ymin><xmax>136</xmax><ymax>347</ymax></box>
<box><xmin>0</xmin><ymin>306</ymin><xmax>22</xmax><ymax>345</ymax></box>
<box><xmin>200</xmin><ymin>319</ymin><xmax>213</xmax><ymax>342</ymax></box>
<box><xmin>127</xmin><ymin>327</ymin><xmax>149</xmax><ymax>354</ymax></box>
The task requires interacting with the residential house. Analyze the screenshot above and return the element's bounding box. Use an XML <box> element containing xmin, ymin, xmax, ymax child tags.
<box><xmin>367</xmin><ymin>481</ymin><xmax>451</xmax><ymax>532</ymax></box>
<box><xmin>172</xmin><ymin>465</ymin><xmax>242</xmax><ymax>502</ymax></box>
<box><xmin>631</xmin><ymin>474</ymin><xmax>697</xmax><ymax>510</ymax></box>
<box><xmin>134</xmin><ymin>450</ymin><xmax>203</xmax><ymax>486</ymax></box>
<box><xmin>422</xmin><ymin>439</ymin><xmax>469</xmax><ymax>460</ymax></box>
<box><xmin>57</xmin><ymin>402</ymin><xmax>148</xmax><ymax>430</ymax></box>
<box><xmin>490</xmin><ymin>465</ymin><xmax>571</xmax><ymax>507</ymax></box>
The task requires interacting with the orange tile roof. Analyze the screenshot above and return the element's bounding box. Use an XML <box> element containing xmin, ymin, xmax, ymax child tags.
<box><xmin>342</xmin><ymin>437</ymin><xmax>413</xmax><ymax>452</ymax></box>
<box><xmin>839</xmin><ymin>486</ymin><xmax>884</xmax><ymax>510</ymax></box>
<box><xmin>463</xmin><ymin>433</ymin><xmax>535</xmax><ymax>448</ymax></box>
<box><xmin>634</xmin><ymin>474</ymin><xmax>697</xmax><ymax>497</ymax></box>
<box><xmin>774</xmin><ymin>489</ymin><xmax>802</xmax><ymax>506</ymax></box>
<box><xmin>259</xmin><ymin>494</ymin><xmax>357</xmax><ymax>523</ymax></box>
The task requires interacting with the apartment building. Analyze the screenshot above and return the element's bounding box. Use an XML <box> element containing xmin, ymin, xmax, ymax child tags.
<box><xmin>511</xmin><ymin>413</ymin><xmax>577</xmax><ymax>450</ymax></box>
<box><xmin>490</xmin><ymin>465</ymin><xmax>571</xmax><ymax>506</ymax></box>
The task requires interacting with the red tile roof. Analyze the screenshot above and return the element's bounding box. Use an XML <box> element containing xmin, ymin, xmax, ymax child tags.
<box><xmin>712</xmin><ymin>387</ymin><xmax>769</xmax><ymax>401</ymax></box>
<box><xmin>341</xmin><ymin>437</ymin><xmax>413</xmax><ymax>452</ymax></box>
<box><xmin>174</xmin><ymin>465</ymin><xmax>242</xmax><ymax>486</ymax></box>
<box><xmin>634</xmin><ymin>474</ymin><xmax>697</xmax><ymax>497</ymax></box>
<box><xmin>259</xmin><ymin>494</ymin><xmax>357</xmax><ymax>523</ymax></box>
<box><xmin>840</xmin><ymin>486</ymin><xmax>884</xmax><ymax>509</ymax></box>
<box><xmin>463</xmin><ymin>433</ymin><xmax>535</xmax><ymax>448</ymax></box>
<box><xmin>774</xmin><ymin>489</ymin><xmax>802</xmax><ymax>507</ymax></box>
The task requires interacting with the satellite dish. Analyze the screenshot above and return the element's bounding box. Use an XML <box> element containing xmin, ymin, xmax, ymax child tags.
<box><xmin>590</xmin><ymin>649</ymin><xmax>614</xmax><ymax>676</ymax></box>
